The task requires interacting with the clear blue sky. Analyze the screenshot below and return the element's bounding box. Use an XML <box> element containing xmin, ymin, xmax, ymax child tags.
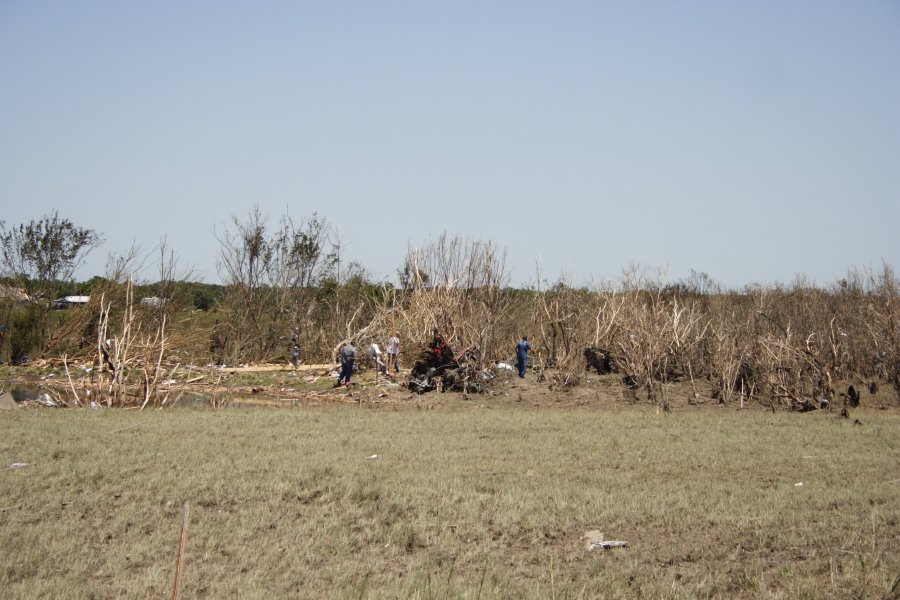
<box><xmin>2</xmin><ymin>1</ymin><xmax>898</xmax><ymax>289</ymax></box>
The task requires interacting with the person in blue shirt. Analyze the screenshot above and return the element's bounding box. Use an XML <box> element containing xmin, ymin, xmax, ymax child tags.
<box><xmin>515</xmin><ymin>335</ymin><xmax>532</xmax><ymax>378</ymax></box>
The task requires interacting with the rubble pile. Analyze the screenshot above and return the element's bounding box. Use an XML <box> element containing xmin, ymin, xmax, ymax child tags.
<box><xmin>408</xmin><ymin>337</ymin><xmax>487</xmax><ymax>394</ymax></box>
<box><xmin>583</xmin><ymin>346</ymin><xmax>617</xmax><ymax>374</ymax></box>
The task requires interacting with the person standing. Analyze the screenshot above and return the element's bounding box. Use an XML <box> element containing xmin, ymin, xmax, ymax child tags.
<box><xmin>290</xmin><ymin>337</ymin><xmax>301</xmax><ymax>368</ymax></box>
<box><xmin>369</xmin><ymin>342</ymin><xmax>387</xmax><ymax>375</ymax></box>
<box><xmin>515</xmin><ymin>335</ymin><xmax>532</xmax><ymax>378</ymax></box>
<box><xmin>335</xmin><ymin>339</ymin><xmax>357</xmax><ymax>387</ymax></box>
<box><xmin>386</xmin><ymin>332</ymin><xmax>400</xmax><ymax>373</ymax></box>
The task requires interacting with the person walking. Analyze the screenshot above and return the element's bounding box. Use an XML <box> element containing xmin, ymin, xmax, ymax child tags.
<box><xmin>335</xmin><ymin>339</ymin><xmax>357</xmax><ymax>387</ymax></box>
<box><xmin>386</xmin><ymin>332</ymin><xmax>400</xmax><ymax>373</ymax></box>
<box><xmin>515</xmin><ymin>335</ymin><xmax>532</xmax><ymax>378</ymax></box>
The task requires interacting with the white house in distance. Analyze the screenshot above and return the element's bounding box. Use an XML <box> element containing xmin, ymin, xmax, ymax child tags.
<box><xmin>52</xmin><ymin>296</ymin><xmax>90</xmax><ymax>309</ymax></box>
<box><xmin>140</xmin><ymin>297</ymin><xmax>168</xmax><ymax>308</ymax></box>
<box><xmin>49</xmin><ymin>295</ymin><xmax>168</xmax><ymax>309</ymax></box>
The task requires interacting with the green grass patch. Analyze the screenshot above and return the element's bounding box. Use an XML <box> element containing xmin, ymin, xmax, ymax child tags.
<box><xmin>1</xmin><ymin>405</ymin><xmax>898</xmax><ymax>598</ymax></box>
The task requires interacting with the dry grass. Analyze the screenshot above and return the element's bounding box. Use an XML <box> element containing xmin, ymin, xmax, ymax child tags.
<box><xmin>0</xmin><ymin>400</ymin><xmax>898</xmax><ymax>599</ymax></box>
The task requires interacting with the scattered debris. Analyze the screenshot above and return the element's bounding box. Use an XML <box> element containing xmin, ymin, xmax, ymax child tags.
<box><xmin>794</xmin><ymin>482</ymin><xmax>804</xmax><ymax>487</ymax></box>
<box><xmin>366</xmin><ymin>454</ymin><xmax>379</xmax><ymax>460</ymax></box>
<box><xmin>497</xmin><ymin>362</ymin><xmax>514</xmax><ymax>371</ymax></box>
<box><xmin>593</xmin><ymin>540</ymin><xmax>629</xmax><ymax>550</ymax></box>
<box><xmin>583</xmin><ymin>530</ymin><xmax>628</xmax><ymax>551</ymax></box>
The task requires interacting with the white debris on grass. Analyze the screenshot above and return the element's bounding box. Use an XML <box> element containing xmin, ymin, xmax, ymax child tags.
<box><xmin>583</xmin><ymin>529</ymin><xmax>629</xmax><ymax>551</ymax></box>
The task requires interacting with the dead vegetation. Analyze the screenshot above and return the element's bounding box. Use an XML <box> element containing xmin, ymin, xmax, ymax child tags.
<box><xmin>2</xmin><ymin>215</ymin><xmax>898</xmax><ymax>411</ymax></box>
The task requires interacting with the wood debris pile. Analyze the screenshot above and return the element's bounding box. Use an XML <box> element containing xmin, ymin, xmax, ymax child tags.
<box><xmin>408</xmin><ymin>338</ymin><xmax>486</xmax><ymax>394</ymax></box>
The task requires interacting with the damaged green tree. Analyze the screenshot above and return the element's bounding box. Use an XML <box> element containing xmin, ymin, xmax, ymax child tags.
<box><xmin>0</xmin><ymin>211</ymin><xmax>102</xmax><ymax>350</ymax></box>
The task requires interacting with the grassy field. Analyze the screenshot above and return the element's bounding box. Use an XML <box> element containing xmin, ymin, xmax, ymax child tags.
<box><xmin>0</xmin><ymin>400</ymin><xmax>898</xmax><ymax>599</ymax></box>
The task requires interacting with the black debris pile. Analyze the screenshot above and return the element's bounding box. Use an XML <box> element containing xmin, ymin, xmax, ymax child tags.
<box><xmin>408</xmin><ymin>335</ymin><xmax>486</xmax><ymax>393</ymax></box>
<box><xmin>410</xmin><ymin>334</ymin><xmax>456</xmax><ymax>379</ymax></box>
<box><xmin>844</xmin><ymin>384</ymin><xmax>860</xmax><ymax>408</ymax></box>
<box><xmin>796</xmin><ymin>399</ymin><xmax>819</xmax><ymax>413</ymax></box>
<box><xmin>583</xmin><ymin>346</ymin><xmax>618</xmax><ymax>374</ymax></box>
<box><xmin>441</xmin><ymin>348</ymin><xmax>484</xmax><ymax>393</ymax></box>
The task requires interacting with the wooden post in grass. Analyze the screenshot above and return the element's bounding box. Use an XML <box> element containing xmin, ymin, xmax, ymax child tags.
<box><xmin>171</xmin><ymin>502</ymin><xmax>189</xmax><ymax>600</ymax></box>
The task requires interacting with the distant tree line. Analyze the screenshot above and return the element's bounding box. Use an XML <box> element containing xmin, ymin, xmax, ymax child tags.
<box><xmin>0</xmin><ymin>209</ymin><xmax>898</xmax><ymax>408</ymax></box>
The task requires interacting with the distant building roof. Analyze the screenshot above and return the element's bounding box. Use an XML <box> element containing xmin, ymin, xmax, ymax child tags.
<box><xmin>140</xmin><ymin>296</ymin><xmax>168</xmax><ymax>307</ymax></box>
<box><xmin>52</xmin><ymin>295</ymin><xmax>90</xmax><ymax>309</ymax></box>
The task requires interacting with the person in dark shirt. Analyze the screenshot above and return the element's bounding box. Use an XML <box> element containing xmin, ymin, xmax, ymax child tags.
<box><xmin>335</xmin><ymin>340</ymin><xmax>357</xmax><ymax>387</ymax></box>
